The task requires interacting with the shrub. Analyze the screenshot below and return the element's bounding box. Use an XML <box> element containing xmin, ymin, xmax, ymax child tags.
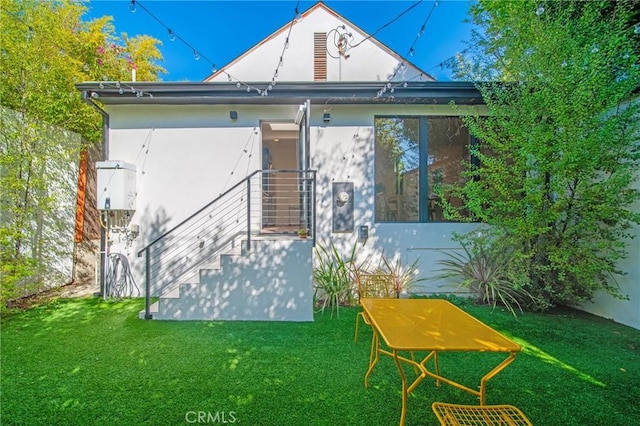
<box><xmin>433</xmin><ymin>230</ymin><xmax>534</xmax><ymax>317</ymax></box>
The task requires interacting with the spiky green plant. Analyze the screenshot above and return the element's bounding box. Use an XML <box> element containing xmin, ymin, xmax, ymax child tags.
<box><xmin>312</xmin><ymin>243</ymin><xmax>355</xmax><ymax>318</ymax></box>
<box><xmin>377</xmin><ymin>254</ymin><xmax>425</xmax><ymax>298</ymax></box>
<box><xmin>433</xmin><ymin>232</ymin><xmax>534</xmax><ymax>318</ymax></box>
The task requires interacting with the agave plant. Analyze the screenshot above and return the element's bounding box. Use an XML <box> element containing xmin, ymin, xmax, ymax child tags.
<box><xmin>433</xmin><ymin>232</ymin><xmax>533</xmax><ymax>317</ymax></box>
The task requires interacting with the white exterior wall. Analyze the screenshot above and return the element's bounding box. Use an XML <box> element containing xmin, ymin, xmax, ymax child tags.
<box><xmin>105</xmin><ymin>104</ymin><xmax>298</xmax><ymax>285</ymax></box>
<box><xmin>104</xmin><ymin>102</ymin><xmax>480</xmax><ymax>292</ymax></box>
<box><xmin>206</xmin><ymin>5</ymin><xmax>428</xmax><ymax>83</ymax></box>
<box><xmin>308</xmin><ymin>103</ymin><xmax>480</xmax><ymax>295</ymax></box>
<box><xmin>579</xmin><ymin>166</ymin><xmax>640</xmax><ymax>329</ymax></box>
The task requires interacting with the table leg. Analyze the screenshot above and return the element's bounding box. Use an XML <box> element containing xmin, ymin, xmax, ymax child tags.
<box><xmin>393</xmin><ymin>350</ymin><xmax>408</xmax><ymax>426</ymax></box>
<box><xmin>479</xmin><ymin>352</ymin><xmax>517</xmax><ymax>405</ymax></box>
<box><xmin>433</xmin><ymin>351</ymin><xmax>440</xmax><ymax>387</ymax></box>
<box><xmin>365</xmin><ymin>329</ymin><xmax>380</xmax><ymax>388</ymax></box>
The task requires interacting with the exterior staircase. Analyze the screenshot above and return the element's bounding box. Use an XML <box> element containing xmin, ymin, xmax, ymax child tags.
<box><xmin>140</xmin><ymin>237</ymin><xmax>313</xmax><ymax>321</ymax></box>
<box><xmin>137</xmin><ymin>170</ymin><xmax>316</xmax><ymax>321</ymax></box>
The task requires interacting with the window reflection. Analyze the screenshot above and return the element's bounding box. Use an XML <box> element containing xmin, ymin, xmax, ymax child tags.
<box><xmin>374</xmin><ymin>116</ymin><xmax>471</xmax><ymax>223</ymax></box>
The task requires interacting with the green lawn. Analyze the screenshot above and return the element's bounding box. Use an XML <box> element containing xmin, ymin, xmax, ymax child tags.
<box><xmin>1</xmin><ymin>297</ymin><xmax>639</xmax><ymax>425</ymax></box>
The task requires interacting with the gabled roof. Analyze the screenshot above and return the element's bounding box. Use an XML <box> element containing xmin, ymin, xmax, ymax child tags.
<box><xmin>203</xmin><ymin>1</ymin><xmax>434</xmax><ymax>83</ymax></box>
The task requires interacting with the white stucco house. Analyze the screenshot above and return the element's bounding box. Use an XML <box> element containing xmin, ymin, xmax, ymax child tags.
<box><xmin>77</xmin><ymin>2</ymin><xmax>639</xmax><ymax>328</ymax></box>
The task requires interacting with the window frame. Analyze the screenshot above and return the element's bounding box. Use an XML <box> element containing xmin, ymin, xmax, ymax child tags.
<box><xmin>373</xmin><ymin>115</ymin><xmax>476</xmax><ymax>223</ymax></box>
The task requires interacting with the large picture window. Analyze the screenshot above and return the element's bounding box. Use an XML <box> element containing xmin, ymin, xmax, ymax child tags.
<box><xmin>374</xmin><ymin>116</ymin><xmax>471</xmax><ymax>222</ymax></box>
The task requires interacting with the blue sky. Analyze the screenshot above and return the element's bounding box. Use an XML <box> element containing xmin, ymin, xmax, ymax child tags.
<box><xmin>83</xmin><ymin>0</ymin><xmax>476</xmax><ymax>82</ymax></box>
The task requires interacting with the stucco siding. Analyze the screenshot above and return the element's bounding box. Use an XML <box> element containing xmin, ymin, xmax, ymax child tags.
<box><xmin>206</xmin><ymin>6</ymin><xmax>427</xmax><ymax>83</ymax></box>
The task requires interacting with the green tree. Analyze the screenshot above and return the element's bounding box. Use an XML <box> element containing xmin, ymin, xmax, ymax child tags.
<box><xmin>446</xmin><ymin>0</ymin><xmax>640</xmax><ymax>309</ymax></box>
<box><xmin>0</xmin><ymin>0</ymin><xmax>164</xmax><ymax>308</ymax></box>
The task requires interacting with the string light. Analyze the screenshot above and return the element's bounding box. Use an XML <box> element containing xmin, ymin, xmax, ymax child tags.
<box><xmin>128</xmin><ymin>0</ymin><xmax>274</xmax><ymax>96</ymax></box>
<box><xmin>129</xmin><ymin>0</ymin><xmax>136</xmax><ymax>13</ymax></box>
<box><xmin>350</xmin><ymin>0</ymin><xmax>424</xmax><ymax>49</ymax></box>
<box><xmin>376</xmin><ymin>0</ymin><xmax>438</xmax><ymax>98</ymax></box>
<box><xmin>536</xmin><ymin>5</ymin><xmax>545</xmax><ymax>16</ymax></box>
<box><xmin>265</xmin><ymin>1</ymin><xmax>300</xmax><ymax>93</ymax></box>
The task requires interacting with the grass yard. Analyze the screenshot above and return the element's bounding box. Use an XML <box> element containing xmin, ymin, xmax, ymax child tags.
<box><xmin>1</xmin><ymin>296</ymin><xmax>639</xmax><ymax>425</ymax></box>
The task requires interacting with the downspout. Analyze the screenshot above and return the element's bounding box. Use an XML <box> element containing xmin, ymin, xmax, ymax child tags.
<box><xmin>81</xmin><ymin>91</ymin><xmax>109</xmax><ymax>298</ymax></box>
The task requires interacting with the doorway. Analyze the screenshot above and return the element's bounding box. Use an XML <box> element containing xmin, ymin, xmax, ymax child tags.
<box><xmin>260</xmin><ymin>121</ymin><xmax>300</xmax><ymax>233</ymax></box>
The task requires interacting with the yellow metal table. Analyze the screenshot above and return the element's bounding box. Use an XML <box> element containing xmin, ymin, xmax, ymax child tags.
<box><xmin>361</xmin><ymin>298</ymin><xmax>521</xmax><ymax>426</ymax></box>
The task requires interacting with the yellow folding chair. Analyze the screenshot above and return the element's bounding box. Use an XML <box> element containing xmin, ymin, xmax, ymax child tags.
<box><xmin>432</xmin><ymin>402</ymin><xmax>533</xmax><ymax>426</ymax></box>
<box><xmin>354</xmin><ymin>272</ymin><xmax>395</xmax><ymax>343</ymax></box>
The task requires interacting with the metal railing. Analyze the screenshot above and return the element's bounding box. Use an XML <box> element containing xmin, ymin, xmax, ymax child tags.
<box><xmin>137</xmin><ymin>169</ymin><xmax>316</xmax><ymax>319</ymax></box>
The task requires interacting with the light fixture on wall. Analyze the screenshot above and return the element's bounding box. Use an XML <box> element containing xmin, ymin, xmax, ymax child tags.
<box><xmin>323</xmin><ymin>112</ymin><xmax>331</xmax><ymax>123</ymax></box>
<box><xmin>230</xmin><ymin>110</ymin><xmax>238</xmax><ymax>120</ymax></box>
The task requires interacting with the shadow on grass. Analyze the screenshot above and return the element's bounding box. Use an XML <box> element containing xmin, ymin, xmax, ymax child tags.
<box><xmin>1</xmin><ymin>297</ymin><xmax>639</xmax><ymax>425</ymax></box>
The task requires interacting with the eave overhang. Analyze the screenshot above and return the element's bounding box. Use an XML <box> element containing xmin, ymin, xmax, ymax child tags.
<box><xmin>76</xmin><ymin>81</ymin><xmax>484</xmax><ymax>106</ymax></box>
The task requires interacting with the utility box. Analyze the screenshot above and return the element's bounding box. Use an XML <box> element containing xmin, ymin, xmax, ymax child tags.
<box><xmin>96</xmin><ymin>161</ymin><xmax>136</xmax><ymax>212</ymax></box>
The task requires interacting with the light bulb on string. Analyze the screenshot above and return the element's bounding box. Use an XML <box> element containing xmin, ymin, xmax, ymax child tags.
<box><xmin>403</xmin><ymin>82</ymin><xmax>408</xmax><ymax>88</ymax></box>
<box><xmin>279</xmin><ymin>57</ymin><xmax>284</xmax><ymax>67</ymax></box>
<box><xmin>634</xmin><ymin>23</ymin><xmax>640</xmax><ymax>34</ymax></box>
<box><xmin>194</xmin><ymin>50</ymin><xmax>200</xmax><ymax>61</ymax></box>
<box><xmin>228</xmin><ymin>74</ymin><xmax>232</xmax><ymax>81</ymax></box>
<box><xmin>536</xmin><ymin>5</ymin><xmax>544</xmax><ymax>16</ymax></box>
<box><xmin>246</xmin><ymin>86</ymin><xmax>251</xmax><ymax>93</ymax></box>
<box><xmin>295</xmin><ymin>7</ymin><xmax>302</xmax><ymax>22</ymax></box>
<box><xmin>118</xmin><ymin>87</ymin><xmax>124</xmax><ymax>95</ymax></box>
<box><xmin>168</xmin><ymin>29</ymin><xmax>176</xmax><ymax>41</ymax></box>
<box><xmin>129</xmin><ymin>0</ymin><xmax>136</xmax><ymax>13</ymax></box>
<box><xmin>212</xmin><ymin>64</ymin><xmax>217</xmax><ymax>73</ymax></box>
<box><xmin>285</xmin><ymin>38</ymin><xmax>290</xmax><ymax>49</ymax></box>
<box><xmin>409</xmin><ymin>48</ymin><xmax>415</xmax><ymax>57</ymax></box>
<box><xmin>236</xmin><ymin>82</ymin><xmax>241</xmax><ymax>88</ymax></box>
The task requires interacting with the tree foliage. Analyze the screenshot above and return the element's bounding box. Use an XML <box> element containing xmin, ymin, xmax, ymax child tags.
<box><xmin>0</xmin><ymin>0</ymin><xmax>164</xmax><ymax>308</ymax></box>
<box><xmin>1</xmin><ymin>0</ymin><xmax>165</xmax><ymax>142</ymax></box>
<box><xmin>447</xmin><ymin>0</ymin><xmax>640</xmax><ymax>309</ymax></box>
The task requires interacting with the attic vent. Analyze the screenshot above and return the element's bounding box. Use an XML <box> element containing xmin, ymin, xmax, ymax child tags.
<box><xmin>314</xmin><ymin>32</ymin><xmax>327</xmax><ymax>81</ymax></box>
